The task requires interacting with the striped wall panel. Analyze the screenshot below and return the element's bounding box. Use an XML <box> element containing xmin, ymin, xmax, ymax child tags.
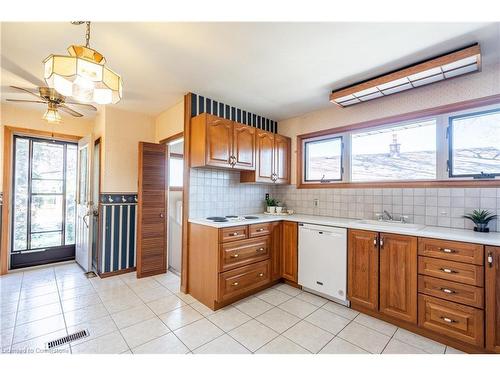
<box><xmin>98</xmin><ymin>194</ymin><xmax>137</xmax><ymax>275</ymax></box>
<box><xmin>190</xmin><ymin>93</ymin><xmax>278</xmax><ymax>133</ymax></box>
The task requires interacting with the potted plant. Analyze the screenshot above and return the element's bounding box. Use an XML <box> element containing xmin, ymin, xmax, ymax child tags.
<box><xmin>463</xmin><ymin>209</ymin><xmax>497</xmax><ymax>233</ymax></box>
<box><xmin>265</xmin><ymin>197</ymin><xmax>278</xmax><ymax>214</ymax></box>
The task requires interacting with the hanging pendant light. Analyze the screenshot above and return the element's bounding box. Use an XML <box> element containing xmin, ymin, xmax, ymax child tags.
<box><xmin>43</xmin><ymin>21</ymin><xmax>123</xmax><ymax>105</ymax></box>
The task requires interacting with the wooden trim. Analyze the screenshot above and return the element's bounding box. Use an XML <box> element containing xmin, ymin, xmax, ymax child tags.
<box><xmin>4</xmin><ymin>126</ymin><xmax>82</xmax><ymax>142</ymax></box>
<box><xmin>159</xmin><ymin>131</ymin><xmax>183</xmax><ymax>145</ymax></box>
<box><xmin>330</xmin><ymin>44</ymin><xmax>481</xmax><ymax>102</ymax></box>
<box><xmin>99</xmin><ymin>266</ymin><xmax>136</xmax><ymax>278</ymax></box>
<box><xmin>169</xmin><ymin>152</ymin><xmax>184</xmax><ymax>159</ymax></box>
<box><xmin>297</xmin><ymin>94</ymin><xmax>500</xmax><ymax>189</ymax></box>
<box><xmin>181</xmin><ymin>94</ymin><xmax>191</xmax><ymax>293</ymax></box>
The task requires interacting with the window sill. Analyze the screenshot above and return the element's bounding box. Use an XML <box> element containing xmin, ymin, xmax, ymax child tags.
<box><xmin>297</xmin><ymin>179</ymin><xmax>500</xmax><ymax>189</ymax></box>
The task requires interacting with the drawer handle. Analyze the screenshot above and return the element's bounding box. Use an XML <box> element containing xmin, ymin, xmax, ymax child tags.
<box><xmin>230</xmin><ymin>254</ymin><xmax>239</xmax><ymax>258</ymax></box>
<box><xmin>256</xmin><ymin>228</ymin><xmax>265</xmax><ymax>232</ymax></box>
<box><xmin>441</xmin><ymin>316</ymin><xmax>457</xmax><ymax>324</ymax></box>
<box><xmin>440</xmin><ymin>248</ymin><xmax>455</xmax><ymax>254</ymax></box>
<box><xmin>440</xmin><ymin>268</ymin><xmax>458</xmax><ymax>274</ymax></box>
<box><xmin>229</xmin><ymin>232</ymin><xmax>240</xmax><ymax>237</ymax></box>
<box><xmin>258</xmin><ymin>273</ymin><xmax>264</xmax><ymax>277</ymax></box>
<box><xmin>256</xmin><ymin>247</ymin><xmax>265</xmax><ymax>252</ymax></box>
<box><xmin>440</xmin><ymin>288</ymin><xmax>456</xmax><ymax>294</ymax></box>
<box><xmin>231</xmin><ymin>282</ymin><xmax>239</xmax><ymax>286</ymax></box>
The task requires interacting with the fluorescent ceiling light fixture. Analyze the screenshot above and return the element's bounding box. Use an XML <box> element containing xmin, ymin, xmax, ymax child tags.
<box><xmin>330</xmin><ymin>44</ymin><xmax>481</xmax><ymax>107</ymax></box>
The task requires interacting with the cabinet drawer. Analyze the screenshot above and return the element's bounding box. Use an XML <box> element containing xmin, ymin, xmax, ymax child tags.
<box><xmin>219</xmin><ymin>226</ymin><xmax>248</xmax><ymax>243</ymax></box>
<box><xmin>418</xmin><ymin>294</ymin><xmax>484</xmax><ymax>347</ymax></box>
<box><xmin>218</xmin><ymin>260</ymin><xmax>271</xmax><ymax>302</ymax></box>
<box><xmin>418</xmin><ymin>256</ymin><xmax>484</xmax><ymax>287</ymax></box>
<box><xmin>249</xmin><ymin>223</ymin><xmax>272</xmax><ymax>237</ymax></box>
<box><xmin>219</xmin><ymin>236</ymin><xmax>270</xmax><ymax>272</ymax></box>
<box><xmin>418</xmin><ymin>275</ymin><xmax>484</xmax><ymax>309</ymax></box>
<box><xmin>418</xmin><ymin>237</ymin><xmax>483</xmax><ymax>265</ymax></box>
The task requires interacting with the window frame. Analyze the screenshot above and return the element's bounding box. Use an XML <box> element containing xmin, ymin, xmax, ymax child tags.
<box><xmin>447</xmin><ymin>107</ymin><xmax>500</xmax><ymax>179</ymax></box>
<box><xmin>297</xmin><ymin>96</ymin><xmax>500</xmax><ymax>189</ymax></box>
<box><xmin>302</xmin><ymin>134</ymin><xmax>344</xmax><ymax>184</ymax></box>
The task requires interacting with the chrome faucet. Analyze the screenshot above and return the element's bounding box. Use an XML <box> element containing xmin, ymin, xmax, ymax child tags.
<box><xmin>383</xmin><ymin>210</ymin><xmax>393</xmax><ymax>221</ymax></box>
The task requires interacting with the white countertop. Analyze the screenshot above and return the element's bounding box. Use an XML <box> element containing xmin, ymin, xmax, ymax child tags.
<box><xmin>188</xmin><ymin>214</ymin><xmax>500</xmax><ymax>246</ymax></box>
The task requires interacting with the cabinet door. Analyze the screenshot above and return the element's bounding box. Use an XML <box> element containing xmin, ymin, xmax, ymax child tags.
<box><xmin>270</xmin><ymin>222</ymin><xmax>282</xmax><ymax>281</ymax></box>
<box><xmin>274</xmin><ymin>134</ymin><xmax>290</xmax><ymax>184</ymax></box>
<box><xmin>486</xmin><ymin>246</ymin><xmax>500</xmax><ymax>353</ymax></box>
<box><xmin>255</xmin><ymin>130</ymin><xmax>275</xmax><ymax>183</ymax></box>
<box><xmin>379</xmin><ymin>233</ymin><xmax>417</xmax><ymax>323</ymax></box>
<box><xmin>206</xmin><ymin>115</ymin><xmax>233</xmax><ymax>168</ymax></box>
<box><xmin>348</xmin><ymin>229</ymin><xmax>379</xmax><ymax>311</ymax></box>
<box><xmin>233</xmin><ymin>123</ymin><xmax>255</xmax><ymax>170</ymax></box>
<box><xmin>282</xmin><ymin>221</ymin><xmax>298</xmax><ymax>283</ymax></box>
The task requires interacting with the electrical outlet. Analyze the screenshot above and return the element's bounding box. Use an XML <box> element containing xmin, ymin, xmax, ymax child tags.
<box><xmin>265</xmin><ymin>193</ymin><xmax>269</xmax><ymax>200</ymax></box>
<box><xmin>313</xmin><ymin>198</ymin><xmax>319</xmax><ymax>207</ymax></box>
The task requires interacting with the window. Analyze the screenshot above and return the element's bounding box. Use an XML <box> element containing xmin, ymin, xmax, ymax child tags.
<box><xmin>351</xmin><ymin>120</ymin><xmax>436</xmax><ymax>181</ymax></box>
<box><xmin>169</xmin><ymin>156</ymin><xmax>184</xmax><ymax>188</ymax></box>
<box><xmin>449</xmin><ymin>109</ymin><xmax>500</xmax><ymax>178</ymax></box>
<box><xmin>299</xmin><ymin>102</ymin><xmax>500</xmax><ymax>186</ymax></box>
<box><xmin>304</xmin><ymin>136</ymin><xmax>343</xmax><ymax>182</ymax></box>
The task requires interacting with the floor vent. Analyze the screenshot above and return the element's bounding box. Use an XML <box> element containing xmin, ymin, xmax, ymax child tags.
<box><xmin>46</xmin><ymin>330</ymin><xmax>89</xmax><ymax>349</ymax></box>
<box><xmin>84</xmin><ymin>271</ymin><xmax>97</xmax><ymax>278</ymax></box>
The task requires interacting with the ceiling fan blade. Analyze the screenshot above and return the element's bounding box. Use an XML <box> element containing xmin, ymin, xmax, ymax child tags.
<box><xmin>64</xmin><ymin>101</ymin><xmax>98</xmax><ymax>111</ymax></box>
<box><xmin>59</xmin><ymin>104</ymin><xmax>84</xmax><ymax>117</ymax></box>
<box><xmin>6</xmin><ymin>98</ymin><xmax>47</xmax><ymax>104</ymax></box>
<box><xmin>10</xmin><ymin>86</ymin><xmax>46</xmax><ymax>101</ymax></box>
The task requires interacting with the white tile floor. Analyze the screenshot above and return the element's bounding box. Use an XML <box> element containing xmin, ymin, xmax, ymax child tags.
<box><xmin>0</xmin><ymin>262</ymin><xmax>465</xmax><ymax>354</ymax></box>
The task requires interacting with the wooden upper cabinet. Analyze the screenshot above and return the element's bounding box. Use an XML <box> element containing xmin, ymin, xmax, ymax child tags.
<box><xmin>282</xmin><ymin>221</ymin><xmax>298</xmax><ymax>283</ymax></box>
<box><xmin>205</xmin><ymin>115</ymin><xmax>233</xmax><ymax>168</ymax></box>
<box><xmin>255</xmin><ymin>130</ymin><xmax>275</xmax><ymax>183</ymax></box>
<box><xmin>233</xmin><ymin>123</ymin><xmax>255</xmax><ymax>170</ymax></box>
<box><xmin>274</xmin><ymin>134</ymin><xmax>290</xmax><ymax>184</ymax></box>
<box><xmin>190</xmin><ymin>113</ymin><xmax>255</xmax><ymax>171</ymax></box>
<box><xmin>486</xmin><ymin>246</ymin><xmax>500</xmax><ymax>353</ymax></box>
<box><xmin>240</xmin><ymin>129</ymin><xmax>291</xmax><ymax>184</ymax></box>
<box><xmin>379</xmin><ymin>233</ymin><xmax>418</xmax><ymax>323</ymax></box>
<box><xmin>348</xmin><ymin>229</ymin><xmax>379</xmax><ymax>311</ymax></box>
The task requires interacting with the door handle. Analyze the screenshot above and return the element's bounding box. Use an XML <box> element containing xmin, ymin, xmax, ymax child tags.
<box><xmin>160</xmin><ymin>213</ymin><xmax>164</xmax><ymax>218</ymax></box>
<box><xmin>83</xmin><ymin>214</ymin><xmax>89</xmax><ymax>228</ymax></box>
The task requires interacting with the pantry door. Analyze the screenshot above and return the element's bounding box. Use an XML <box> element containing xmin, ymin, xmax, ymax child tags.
<box><xmin>137</xmin><ymin>142</ymin><xmax>167</xmax><ymax>278</ymax></box>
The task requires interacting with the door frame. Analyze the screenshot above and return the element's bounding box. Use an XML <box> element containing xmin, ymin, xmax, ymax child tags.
<box><xmin>1</xmin><ymin>126</ymin><xmax>81</xmax><ymax>275</ymax></box>
<box><xmin>159</xmin><ymin>131</ymin><xmax>183</xmax><ymax>275</ymax></box>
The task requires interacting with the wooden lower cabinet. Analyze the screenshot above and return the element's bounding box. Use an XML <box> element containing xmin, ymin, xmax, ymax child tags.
<box><xmin>270</xmin><ymin>222</ymin><xmax>282</xmax><ymax>281</ymax></box>
<box><xmin>486</xmin><ymin>246</ymin><xmax>500</xmax><ymax>353</ymax></box>
<box><xmin>347</xmin><ymin>229</ymin><xmax>379</xmax><ymax>311</ymax></box>
<box><xmin>379</xmin><ymin>233</ymin><xmax>417</xmax><ymax>323</ymax></box>
<box><xmin>282</xmin><ymin>221</ymin><xmax>298</xmax><ymax>283</ymax></box>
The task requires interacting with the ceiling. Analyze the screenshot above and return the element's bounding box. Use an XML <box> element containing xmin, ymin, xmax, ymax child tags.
<box><xmin>1</xmin><ymin>22</ymin><xmax>499</xmax><ymax>121</ymax></box>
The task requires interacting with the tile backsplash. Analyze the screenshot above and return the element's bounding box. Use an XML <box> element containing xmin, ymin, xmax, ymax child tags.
<box><xmin>188</xmin><ymin>168</ymin><xmax>500</xmax><ymax>232</ymax></box>
<box><xmin>189</xmin><ymin>168</ymin><xmax>269</xmax><ymax>218</ymax></box>
<box><xmin>273</xmin><ymin>186</ymin><xmax>500</xmax><ymax>232</ymax></box>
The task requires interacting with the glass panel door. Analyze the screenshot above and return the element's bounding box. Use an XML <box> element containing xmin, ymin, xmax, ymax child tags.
<box><xmin>11</xmin><ymin>136</ymin><xmax>78</xmax><ymax>269</ymax></box>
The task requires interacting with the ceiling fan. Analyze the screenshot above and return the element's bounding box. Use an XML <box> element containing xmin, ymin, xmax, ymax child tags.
<box><xmin>6</xmin><ymin>85</ymin><xmax>97</xmax><ymax>123</ymax></box>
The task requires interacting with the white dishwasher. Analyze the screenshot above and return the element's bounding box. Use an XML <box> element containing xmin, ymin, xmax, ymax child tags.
<box><xmin>298</xmin><ymin>223</ymin><xmax>348</xmax><ymax>306</ymax></box>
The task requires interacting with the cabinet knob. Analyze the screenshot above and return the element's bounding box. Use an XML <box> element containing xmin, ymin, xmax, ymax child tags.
<box><xmin>440</xmin><ymin>268</ymin><xmax>457</xmax><ymax>274</ymax></box>
<box><xmin>229</xmin><ymin>232</ymin><xmax>239</xmax><ymax>237</ymax></box>
<box><xmin>257</xmin><ymin>228</ymin><xmax>264</xmax><ymax>232</ymax></box>
<box><xmin>258</xmin><ymin>273</ymin><xmax>264</xmax><ymax>277</ymax></box>
<box><xmin>230</xmin><ymin>254</ymin><xmax>239</xmax><ymax>258</ymax></box>
<box><xmin>256</xmin><ymin>247</ymin><xmax>265</xmax><ymax>252</ymax></box>
<box><xmin>440</xmin><ymin>288</ymin><xmax>455</xmax><ymax>294</ymax></box>
<box><xmin>440</xmin><ymin>248</ymin><xmax>455</xmax><ymax>254</ymax></box>
<box><xmin>441</xmin><ymin>316</ymin><xmax>457</xmax><ymax>324</ymax></box>
<box><xmin>231</xmin><ymin>281</ymin><xmax>239</xmax><ymax>286</ymax></box>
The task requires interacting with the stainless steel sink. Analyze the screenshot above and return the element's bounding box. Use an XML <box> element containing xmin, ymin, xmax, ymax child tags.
<box><xmin>355</xmin><ymin>219</ymin><xmax>425</xmax><ymax>230</ymax></box>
